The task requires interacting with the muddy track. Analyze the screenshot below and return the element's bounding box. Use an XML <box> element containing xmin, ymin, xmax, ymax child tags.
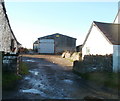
<box><xmin>2</xmin><ymin>55</ymin><xmax>118</xmax><ymax>100</ymax></box>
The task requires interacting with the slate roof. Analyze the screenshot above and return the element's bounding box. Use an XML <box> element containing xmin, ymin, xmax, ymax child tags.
<box><xmin>83</xmin><ymin>21</ymin><xmax>120</xmax><ymax>46</ymax></box>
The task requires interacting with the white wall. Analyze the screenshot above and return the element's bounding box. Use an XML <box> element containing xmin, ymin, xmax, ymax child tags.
<box><xmin>82</xmin><ymin>24</ymin><xmax>113</xmax><ymax>59</ymax></box>
<box><xmin>114</xmin><ymin>11</ymin><xmax>120</xmax><ymax>24</ymax></box>
<box><xmin>113</xmin><ymin>45</ymin><xmax>120</xmax><ymax>72</ymax></box>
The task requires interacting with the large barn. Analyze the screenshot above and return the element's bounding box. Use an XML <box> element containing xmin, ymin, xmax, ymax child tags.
<box><xmin>34</xmin><ymin>33</ymin><xmax>76</xmax><ymax>54</ymax></box>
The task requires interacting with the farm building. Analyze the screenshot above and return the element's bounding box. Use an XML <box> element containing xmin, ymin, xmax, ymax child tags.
<box><xmin>76</xmin><ymin>45</ymin><xmax>83</xmax><ymax>52</ymax></box>
<box><xmin>33</xmin><ymin>40</ymin><xmax>38</xmax><ymax>52</ymax></box>
<box><xmin>0</xmin><ymin>1</ymin><xmax>20</xmax><ymax>54</ymax></box>
<box><xmin>82</xmin><ymin>21</ymin><xmax>120</xmax><ymax>72</ymax></box>
<box><xmin>35</xmin><ymin>33</ymin><xmax>76</xmax><ymax>54</ymax></box>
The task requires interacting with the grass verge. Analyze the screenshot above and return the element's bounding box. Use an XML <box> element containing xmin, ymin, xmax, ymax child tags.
<box><xmin>2</xmin><ymin>72</ymin><xmax>21</xmax><ymax>90</ymax></box>
<box><xmin>73</xmin><ymin>70</ymin><xmax>119</xmax><ymax>89</ymax></box>
<box><xmin>2</xmin><ymin>62</ymin><xmax>29</xmax><ymax>90</ymax></box>
<box><xmin>19</xmin><ymin>62</ymin><xmax>29</xmax><ymax>75</ymax></box>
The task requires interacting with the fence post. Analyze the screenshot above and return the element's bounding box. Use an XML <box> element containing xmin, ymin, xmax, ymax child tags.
<box><xmin>17</xmin><ymin>56</ymin><xmax>22</xmax><ymax>75</ymax></box>
<box><xmin>0</xmin><ymin>51</ymin><xmax>3</xmax><ymax>101</ymax></box>
<box><xmin>17</xmin><ymin>56</ymin><xmax>20</xmax><ymax>75</ymax></box>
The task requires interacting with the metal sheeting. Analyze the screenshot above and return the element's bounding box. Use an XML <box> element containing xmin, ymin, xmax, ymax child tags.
<box><xmin>38</xmin><ymin>39</ymin><xmax>55</xmax><ymax>54</ymax></box>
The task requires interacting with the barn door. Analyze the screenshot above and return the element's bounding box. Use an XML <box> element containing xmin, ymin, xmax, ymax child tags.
<box><xmin>39</xmin><ymin>39</ymin><xmax>54</xmax><ymax>54</ymax></box>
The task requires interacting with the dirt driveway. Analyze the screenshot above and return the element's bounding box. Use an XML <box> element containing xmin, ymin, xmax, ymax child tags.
<box><xmin>22</xmin><ymin>54</ymin><xmax>73</xmax><ymax>69</ymax></box>
<box><xmin>3</xmin><ymin>55</ymin><xmax>118</xmax><ymax>100</ymax></box>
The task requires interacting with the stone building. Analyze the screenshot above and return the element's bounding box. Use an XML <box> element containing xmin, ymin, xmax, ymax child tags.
<box><xmin>0</xmin><ymin>1</ymin><xmax>20</xmax><ymax>54</ymax></box>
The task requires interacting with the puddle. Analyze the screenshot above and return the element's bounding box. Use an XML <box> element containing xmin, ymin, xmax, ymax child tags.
<box><xmin>20</xmin><ymin>89</ymin><xmax>44</xmax><ymax>95</ymax></box>
<box><xmin>27</xmin><ymin>78</ymin><xmax>46</xmax><ymax>90</ymax></box>
<box><xmin>29</xmin><ymin>70</ymin><xmax>39</xmax><ymax>75</ymax></box>
<box><xmin>35</xmin><ymin>72</ymin><xmax>39</xmax><ymax>75</ymax></box>
<box><xmin>63</xmin><ymin>79</ymin><xmax>73</xmax><ymax>84</ymax></box>
<box><xmin>34</xmin><ymin>82</ymin><xmax>46</xmax><ymax>89</ymax></box>
<box><xmin>23</xmin><ymin>59</ymin><xmax>35</xmax><ymax>62</ymax></box>
<box><xmin>24</xmin><ymin>76</ymin><xmax>31</xmax><ymax>80</ymax></box>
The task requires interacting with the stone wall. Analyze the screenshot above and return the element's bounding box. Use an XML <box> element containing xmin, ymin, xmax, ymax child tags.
<box><xmin>0</xmin><ymin>2</ymin><xmax>18</xmax><ymax>53</ymax></box>
<box><xmin>2</xmin><ymin>52</ymin><xmax>22</xmax><ymax>73</ymax></box>
<box><xmin>3</xmin><ymin>53</ymin><xmax>18</xmax><ymax>73</ymax></box>
<box><xmin>73</xmin><ymin>55</ymin><xmax>113</xmax><ymax>73</ymax></box>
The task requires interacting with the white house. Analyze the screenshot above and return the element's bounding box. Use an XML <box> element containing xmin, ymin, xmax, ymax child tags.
<box><xmin>0</xmin><ymin>1</ymin><xmax>20</xmax><ymax>54</ymax></box>
<box><xmin>82</xmin><ymin>21</ymin><xmax>120</xmax><ymax>72</ymax></box>
<box><xmin>113</xmin><ymin>10</ymin><xmax>120</xmax><ymax>24</ymax></box>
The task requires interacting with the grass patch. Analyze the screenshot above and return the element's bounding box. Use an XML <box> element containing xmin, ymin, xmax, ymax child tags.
<box><xmin>73</xmin><ymin>70</ymin><xmax>119</xmax><ymax>89</ymax></box>
<box><xmin>2</xmin><ymin>62</ymin><xmax>29</xmax><ymax>90</ymax></box>
<box><xmin>19</xmin><ymin>62</ymin><xmax>29</xmax><ymax>75</ymax></box>
<box><xmin>2</xmin><ymin>72</ymin><xmax>21</xmax><ymax>90</ymax></box>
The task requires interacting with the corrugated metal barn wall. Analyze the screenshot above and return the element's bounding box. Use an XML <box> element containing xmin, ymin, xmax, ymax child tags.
<box><xmin>38</xmin><ymin>33</ymin><xmax>76</xmax><ymax>54</ymax></box>
<box><xmin>54</xmin><ymin>35</ymin><xmax>76</xmax><ymax>53</ymax></box>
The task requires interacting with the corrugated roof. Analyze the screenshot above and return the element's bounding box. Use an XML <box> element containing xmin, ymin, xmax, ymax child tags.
<box><xmin>33</xmin><ymin>40</ymin><xmax>38</xmax><ymax>44</ymax></box>
<box><xmin>94</xmin><ymin>21</ymin><xmax>120</xmax><ymax>45</ymax></box>
<box><xmin>38</xmin><ymin>33</ymin><xmax>77</xmax><ymax>40</ymax></box>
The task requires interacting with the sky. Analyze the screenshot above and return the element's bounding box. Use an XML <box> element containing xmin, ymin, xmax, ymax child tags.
<box><xmin>4</xmin><ymin>0</ymin><xmax>118</xmax><ymax>49</ymax></box>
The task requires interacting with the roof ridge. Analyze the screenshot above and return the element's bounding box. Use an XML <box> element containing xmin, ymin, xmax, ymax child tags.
<box><xmin>94</xmin><ymin>21</ymin><xmax>120</xmax><ymax>25</ymax></box>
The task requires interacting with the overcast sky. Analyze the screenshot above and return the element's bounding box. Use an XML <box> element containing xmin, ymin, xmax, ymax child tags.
<box><xmin>5</xmin><ymin>1</ymin><xmax>118</xmax><ymax>49</ymax></box>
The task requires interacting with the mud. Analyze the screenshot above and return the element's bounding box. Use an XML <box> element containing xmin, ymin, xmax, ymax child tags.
<box><xmin>2</xmin><ymin>56</ymin><xmax>118</xmax><ymax>100</ymax></box>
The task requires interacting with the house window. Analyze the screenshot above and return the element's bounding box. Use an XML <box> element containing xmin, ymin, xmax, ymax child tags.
<box><xmin>86</xmin><ymin>47</ymin><xmax>90</xmax><ymax>55</ymax></box>
<box><xmin>10</xmin><ymin>39</ymin><xmax>14</xmax><ymax>51</ymax></box>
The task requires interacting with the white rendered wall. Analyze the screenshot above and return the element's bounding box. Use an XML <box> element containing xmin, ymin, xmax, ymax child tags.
<box><xmin>114</xmin><ymin>11</ymin><xmax>120</xmax><ymax>24</ymax></box>
<box><xmin>113</xmin><ymin>45</ymin><xmax>120</xmax><ymax>72</ymax></box>
<box><xmin>82</xmin><ymin>25</ymin><xmax>113</xmax><ymax>59</ymax></box>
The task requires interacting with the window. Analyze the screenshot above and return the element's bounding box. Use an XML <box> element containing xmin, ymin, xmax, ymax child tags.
<box><xmin>86</xmin><ymin>47</ymin><xmax>90</xmax><ymax>55</ymax></box>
